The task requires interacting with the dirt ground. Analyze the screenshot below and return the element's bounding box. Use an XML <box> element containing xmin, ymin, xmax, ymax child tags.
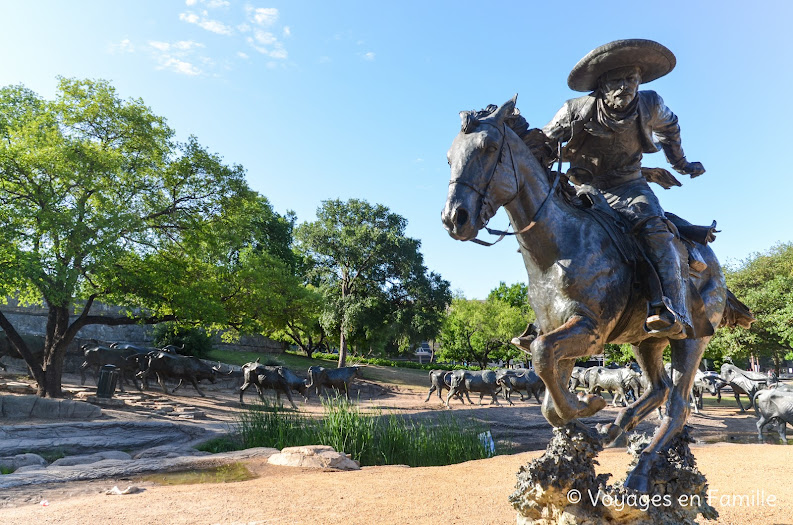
<box><xmin>1</xmin><ymin>367</ymin><xmax>791</xmax><ymax>524</ymax></box>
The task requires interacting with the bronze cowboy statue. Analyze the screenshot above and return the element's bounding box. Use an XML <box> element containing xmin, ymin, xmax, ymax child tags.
<box><xmin>541</xmin><ymin>39</ymin><xmax>705</xmax><ymax>341</ymax></box>
<box><xmin>442</xmin><ymin>38</ymin><xmax>753</xmax><ymax>497</ymax></box>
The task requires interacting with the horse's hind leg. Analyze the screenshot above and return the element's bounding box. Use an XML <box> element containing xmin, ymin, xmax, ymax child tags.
<box><xmin>529</xmin><ymin>315</ymin><xmax>605</xmax><ymax>426</ymax></box>
<box><xmin>600</xmin><ymin>338</ymin><xmax>669</xmax><ymax>444</ymax></box>
<box><xmin>625</xmin><ymin>337</ymin><xmax>707</xmax><ymax>492</ymax></box>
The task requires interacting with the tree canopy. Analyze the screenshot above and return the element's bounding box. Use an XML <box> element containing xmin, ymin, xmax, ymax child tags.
<box><xmin>438</xmin><ymin>295</ymin><xmax>526</xmax><ymax>369</ymax></box>
<box><xmin>707</xmin><ymin>243</ymin><xmax>793</xmax><ymax>374</ymax></box>
<box><xmin>0</xmin><ymin>78</ymin><xmax>294</xmax><ymax>396</ymax></box>
<box><xmin>295</xmin><ymin>199</ymin><xmax>450</xmax><ymax>366</ymax></box>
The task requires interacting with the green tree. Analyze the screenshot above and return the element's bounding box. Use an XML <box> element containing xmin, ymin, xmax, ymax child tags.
<box><xmin>0</xmin><ymin>78</ymin><xmax>289</xmax><ymax>396</ymax></box>
<box><xmin>295</xmin><ymin>199</ymin><xmax>450</xmax><ymax>367</ymax></box>
<box><xmin>488</xmin><ymin>281</ymin><xmax>531</xmax><ymax>314</ymax></box>
<box><xmin>438</xmin><ymin>296</ymin><xmax>525</xmax><ymax>369</ymax></box>
<box><xmin>708</xmin><ymin>243</ymin><xmax>793</xmax><ymax>375</ymax></box>
<box><xmin>270</xmin><ymin>283</ymin><xmax>328</xmax><ymax>359</ymax></box>
<box><xmin>603</xmin><ymin>343</ymin><xmax>635</xmax><ymax>365</ymax></box>
<box><xmin>151</xmin><ymin>322</ymin><xmax>213</xmax><ymax>358</ymax></box>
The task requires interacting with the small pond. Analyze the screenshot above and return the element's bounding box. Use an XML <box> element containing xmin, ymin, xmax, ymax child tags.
<box><xmin>140</xmin><ymin>462</ymin><xmax>256</xmax><ymax>485</ymax></box>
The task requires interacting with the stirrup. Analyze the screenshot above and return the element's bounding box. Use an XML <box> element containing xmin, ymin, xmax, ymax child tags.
<box><xmin>645</xmin><ymin>301</ymin><xmax>688</xmax><ymax>340</ymax></box>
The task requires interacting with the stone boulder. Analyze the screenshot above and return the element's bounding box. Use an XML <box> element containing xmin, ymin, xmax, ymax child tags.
<box><xmin>0</xmin><ymin>395</ymin><xmax>101</xmax><ymax>420</ymax></box>
<box><xmin>267</xmin><ymin>445</ymin><xmax>360</xmax><ymax>470</ymax></box>
<box><xmin>50</xmin><ymin>451</ymin><xmax>132</xmax><ymax>467</ymax></box>
<box><xmin>133</xmin><ymin>445</ymin><xmax>211</xmax><ymax>460</ymax></box>
<box><xmin>0</xmin><ymin>420</ymin><xmax>216</xmax><ymax>456</ymax></box>
<box><xmin>0</xmin><ymin>453</ymin><xmax>46</xmax><ymax>473</ymax></box>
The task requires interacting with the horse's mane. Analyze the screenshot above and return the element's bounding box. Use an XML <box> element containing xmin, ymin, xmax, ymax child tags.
<box><xmin>467</xmin><ymin>104</ymin><xmax>576</xmax><ymax>202</ymax></box>
<box><xmin>466</xmin><ymin>105</ymin><xmax>553</xmax><ymax>166</ymax></box>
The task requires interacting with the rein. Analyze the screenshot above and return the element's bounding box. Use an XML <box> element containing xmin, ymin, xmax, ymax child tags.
<box><xmin>464</xmin><ymin>131</ymin><xmax>562</xmax><ymax>247</ymax></box>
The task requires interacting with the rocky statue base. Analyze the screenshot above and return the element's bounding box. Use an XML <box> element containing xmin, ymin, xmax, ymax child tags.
<box><xmin>509</xmin><ymin>425</ymin><xmax>717</xmax><ymax>525</ymax></box>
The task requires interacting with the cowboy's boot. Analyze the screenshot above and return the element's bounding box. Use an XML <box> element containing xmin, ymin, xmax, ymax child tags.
<box><xmin>641</xmin><ymin>218</ymin><xmax>693</xmax><ymax>340</ymax></box>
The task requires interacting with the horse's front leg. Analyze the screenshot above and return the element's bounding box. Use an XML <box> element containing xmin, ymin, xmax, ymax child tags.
<box><xmin>524</xmin><ymin>315</ymin><xmax>605</xmax><ymax>426</ymax></box>
<box><xmin>625</xmin><ymin>337</ymin><xmax>708</xmax><ymax>493</ymax></box>
<box><xmin>600</xmin><ymin>338</ymin><xmax>670</xmax><ymax>444</ymax></box>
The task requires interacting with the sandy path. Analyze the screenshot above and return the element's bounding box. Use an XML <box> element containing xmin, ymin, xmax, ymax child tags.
<box><xmin>1</xmin><ymin>443</ymin><xmax>790</xmax><ymax>525</ymax></box>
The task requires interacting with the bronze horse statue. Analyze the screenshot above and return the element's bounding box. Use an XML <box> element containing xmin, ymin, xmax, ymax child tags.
<box><xmin>441</xmin><ymin>97</ymin><xmax>750</xmax><ymax>492</ymax></box>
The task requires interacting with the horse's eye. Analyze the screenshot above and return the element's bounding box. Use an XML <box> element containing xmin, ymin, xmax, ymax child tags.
<box><xmin>487</xmin><ymin>144</ymin><xmax>498</xmax><ymax>153</ymax></box>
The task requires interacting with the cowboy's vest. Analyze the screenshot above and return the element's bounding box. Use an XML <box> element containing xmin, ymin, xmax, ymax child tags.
<box><xmin>542</xmin><ymin>90</ymin><xmax>686</xmax><ymax>190</ymax></box>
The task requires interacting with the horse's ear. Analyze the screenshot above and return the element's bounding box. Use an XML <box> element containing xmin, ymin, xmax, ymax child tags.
<box><xmin>493</xmin><ymin>94</ymin><xmax>518</xmax><ymax>122</ymax></box>
<box><xmin>460</xmin><ymin>111</ymin><xmax>478</xmax><ymax>133</ymax></box>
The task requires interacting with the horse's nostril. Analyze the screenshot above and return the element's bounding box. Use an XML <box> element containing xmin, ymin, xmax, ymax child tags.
<box><xmin>455</xmin><ymin>208</ymin><xmax>469</xmax><ymax>227</ymax></box>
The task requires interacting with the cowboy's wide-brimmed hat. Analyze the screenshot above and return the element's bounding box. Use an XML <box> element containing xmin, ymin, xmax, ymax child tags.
<box><xmin>567</xmin><ymin>39</ymin><xmax>676</xmax><ymax>92</ymax></box>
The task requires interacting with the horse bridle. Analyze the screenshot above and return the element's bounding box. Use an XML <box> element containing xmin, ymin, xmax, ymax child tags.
<box><xmin>448</xmin><ymin>120</ymin><xmax>561</xmax><ymax>246</ymax></box>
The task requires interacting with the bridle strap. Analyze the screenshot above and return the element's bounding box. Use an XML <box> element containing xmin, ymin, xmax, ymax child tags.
<box><xmin>470</xmin><ymin>136</ymin><xmax>563</xmax><ymax>246</ymax></box>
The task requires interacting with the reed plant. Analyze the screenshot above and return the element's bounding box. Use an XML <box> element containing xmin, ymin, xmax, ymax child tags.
<box><xmin>235</xmin><ymin>397</ymin><xmax>495</xmax><ymax>467</ymax></box>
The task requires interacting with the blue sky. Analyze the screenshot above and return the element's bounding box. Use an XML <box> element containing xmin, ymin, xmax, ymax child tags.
<box><xmin>1</xmin><ymin>1</ymin><xmax>791</xmax><ymax>299</ymax></box>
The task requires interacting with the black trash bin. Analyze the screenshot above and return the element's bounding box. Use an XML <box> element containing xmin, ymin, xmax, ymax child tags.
<box><xmin>96</xmin><ymin>364</ymin><xmax>119</xmax><ymax>398</ymax></box>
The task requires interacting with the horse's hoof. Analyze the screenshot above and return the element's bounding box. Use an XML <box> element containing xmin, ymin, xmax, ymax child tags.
<box><xmin>576</xmin><ymin>393</ymin><xmax>607</xmax><ymax>417</ymax></box>
<box><xmin>624</xmin><ymin>471</ymin><xmax>651</xmax><ymax>493</ymax></box>
<box><xmin>597</xmin><ymin>423</ymin><xmax>624</xmax><ymax>446</ymax></box>
<box><xmin>511</xmin><ymin>336</ymin><xmax>534</xmax><ymax>350</ymax></box>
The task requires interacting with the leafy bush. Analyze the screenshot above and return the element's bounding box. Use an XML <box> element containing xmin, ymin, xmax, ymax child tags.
<box><xmin>194</xmin><ymin>436</ymin><xmax>242</xmax><ymax>454</ymax></box>
<box><xmin>151</xmin><ymin>323</ymin><xmax>214</xmax><ymax>358</ymax></box>
<box><xmin>308</xmin><ymin>351</ymin><xmax>478</xmax><ymax>371</ymax></box>
<box><xmin>236</xmin><ymin>397</ymin><xmax>495</xmax><ymax>467</ymax></box>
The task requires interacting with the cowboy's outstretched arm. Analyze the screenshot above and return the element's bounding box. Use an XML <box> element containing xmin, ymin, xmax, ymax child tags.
<box><xmin>541</xmin><ymin>103</ymin><xmax>573</xmax><ymax>152</ymax></box>
<box><xmin>650</xmin><ymin>93</ymin><xmax>706</xmax><ymax>178</ymax></box>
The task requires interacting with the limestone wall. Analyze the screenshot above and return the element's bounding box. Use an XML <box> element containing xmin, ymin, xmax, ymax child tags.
<box><xmin>0</xmin><ymin>298</ymin><xmax>285</xmax><ymax>357</ymax></box>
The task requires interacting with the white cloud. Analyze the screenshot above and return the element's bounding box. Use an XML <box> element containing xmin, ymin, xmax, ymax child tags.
<box><xmin>185</xmin><ymin>0</ymin><xmax>228</xmax><ymax>7</ymax></box>
<box><xmin>179</xmin><ymin>10</ymin><xmax>233</xmax><ymax>35</ymax></box>
<box><xmin>363</xmin><ymin>52</ymin><xmax>376</xmax><ymax>61</ymax></box>
<box><xmin>269</xmin><ymin>44</ymin><xmax>287</xmax><ymax>59</ymax></box>
<box><xmin>147</xmin><ymin>40</ymin><xmax>207</xmax><ymax>76</ymax></box>
<box><xmin>199</xmin><ymin>19</ymin><xmax>233</xmax><ymax>35</ymax></box>
<box><xmin>253</xmin><ymin>30</ymin><xmax>277</xmax><ymax>45</ymax></box>
<box><xmin>173</xmin><ymin>40</ymin><xmax>205</xmax><ymax>51</ymax></box>
<box><xmin>246</xmin><ymin>6</ymin><xmax>278</xmax><ymax>26</ymax></box>
<box><xmin>142</xmin><ymin>4</ymin><xmax>292</xmax><ymax>75</ymax></box>
<box><xmin>245</xmin><ymin>36</ymin><xmax>287</xmax><ymax>60</ymax></box>
<box><xmin>149</xmin><ymin>41</ymin><xmax>171</xmax><ymax>51</ymax></box>
<box><xmin>108</xmin><ymin>39</ymin><xmax>135</xmax><ymax>54</ymax></box>
<box><xmin>159</xmin><ymin>57</ymin><xmax>201</xmax><ymax>76</ymax></box>
<box><xmin>179</xmin><ymin>12</ymin><xmax>199</xmax><ymax>24</ymax></box>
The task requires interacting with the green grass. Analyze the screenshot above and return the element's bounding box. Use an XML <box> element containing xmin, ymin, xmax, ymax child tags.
<box><xmin>0</xmin><ymin>466</ymin><xmax>13</xmax><ymax>475</ymax></box>
<box><xmin>37</xmin><ymin>450</ymin><xmax>66</xmax><ymax>463</ymax></box>
<box><xmin>194</xmin><ymin>436</ymin><xmax>243</xmax><ymax>454</ymax></box>
<box><xmin>235</xmin><ymin>397</ymin><xmax>496</xmax><ymax>467</ymax></box>
<box><xmin>205</xmin><ymin>348</ymin><xmax>431</xmax><ymax>391</ymax></box>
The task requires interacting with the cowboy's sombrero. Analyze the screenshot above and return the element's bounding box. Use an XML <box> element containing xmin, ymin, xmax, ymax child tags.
<box><xmin>567</xmin><ymin>39</ymin><xmax>676</xmax><ymax>92</ymax></box>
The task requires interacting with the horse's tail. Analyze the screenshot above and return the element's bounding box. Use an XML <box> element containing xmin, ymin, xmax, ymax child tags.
<box><xmin>719</xmin><ymin>289</ymin><xmax>754</xmax><ymax>329</ymax></box>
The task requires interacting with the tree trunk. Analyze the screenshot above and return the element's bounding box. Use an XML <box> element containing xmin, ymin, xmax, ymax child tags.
<box><xmin>40</xmin><ymin>355</ymin><xmax>65</xmax><ymax>398</ymax></box>
<box><xmin>38</xmin><ymin>305</ymin><xmax>73</xmax><ymax>397</ymax></box>
<box><xmin>338</xmin><ymin>329</ymin><xmax>347</xmax><ymax>368</ymax></box>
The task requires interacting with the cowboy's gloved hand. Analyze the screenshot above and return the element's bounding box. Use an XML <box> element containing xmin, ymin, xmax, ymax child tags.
<box><xmin>673</xmin><ymin>160</ymin><xmax>706</xmax><ymax>178</ymax></box>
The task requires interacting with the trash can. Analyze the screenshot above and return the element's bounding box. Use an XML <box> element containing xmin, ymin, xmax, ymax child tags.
<box><xmin>96</xmin><ymin>364</ymin><xmax>119</xmax><ymax>398</ymax></box>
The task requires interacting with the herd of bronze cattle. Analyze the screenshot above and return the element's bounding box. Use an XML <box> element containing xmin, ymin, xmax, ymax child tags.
<box><xmin>17</xmin><ymin>342</ymin><xmax>792</xmax><ymax>444</ymax></box>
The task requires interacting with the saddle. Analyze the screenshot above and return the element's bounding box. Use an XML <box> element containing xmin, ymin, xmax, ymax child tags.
<box><xmin>572</xmin><ymin>184</ymin><xmax>717</xmax><ymax>339</ymax></box>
